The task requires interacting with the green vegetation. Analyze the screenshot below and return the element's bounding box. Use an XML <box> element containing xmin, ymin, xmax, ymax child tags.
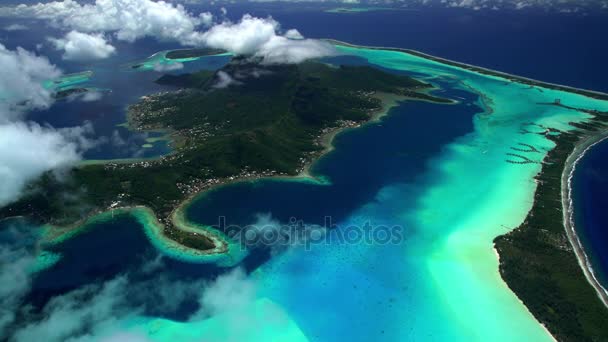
<box><xmin>164</xmin><ymin>48</ymin><xmax>225</xmax><ymax>60</ymax></box>
<box><xmin>155</xmin><ymin>70</ymin><xmax>215</xmax><ymax>88</ymax></box>
<box><xmin>495</xmin><ymin>107</ymin><xmax>608</xmax><ymax>342</ymax></box>
<box><xmin>327</xmin><ymin>40</ymin><xmax>608</xmax><ymax>101</ymax></box>
<box><xmin>53</xmin><ymin>87</ymin><xmax>89</xmax><ymax>100</ymax></box>
<box><xmin>0</xmin><ymin>58</ymin><xmax>446</xmax><ymax>251</ymax></box>
<box><xmin>324</xmin><ymin>40</ymin><xmax>608</xmax><ymax>341</ymax></box>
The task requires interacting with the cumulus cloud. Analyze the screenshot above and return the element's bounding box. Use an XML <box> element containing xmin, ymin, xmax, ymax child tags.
<box><xmin>9</xmin><ymin>274</ymin><xmax>180</xmax><ymax>341</ymax></box>
<box><xmin>234</xmin><ymin>213</ymin><xmax>327</xmax><ymax>255</ymax></box>
<box><xmin>284</xmin><ymin>29</ymin><xmax>304</xmax><ymax>40</ymax></box>
<box><xmin>0</xmin><ymin>225</ymin><xmax>36</xmax><ymax>336</ymax></box>
<box><xmin>0</xmin><ymin>0</ymin><xmax>213</xmax><ymax>44</ymax></box>
<box><xmin>0</xmin><ymin>43</ymin><xmax>60</xmax><ymax>116</ymax></box>
<box><xmin>212</xmin><ymin>71</ymin><xmax>241</xmax><ymax>89</ymax></box>
<box><xmin>5</xmin><ymin>264</ymin><xmax>258</xmax><ymax>342</ymax></box>
<box><xmin>81</xmin><ymin>91</ymin><xmax>104</xmax><ymax>102</ymax></box>
<box><xmin>259</xmin><ymin>35</ymin><xmax>337</xmax><ymax>64</ymax></box>
<box><xmin>201</xmin><ymin>15</ymin><xmax>279</xmax><ymax>55</ymax></box>
<box><xmin>49</xmin><ymin>31</ymin><xmax>116</xmax><ymax>61</ymax></box>
<box><xmin>13</xmin><ymin>276</ymin><xmax>137</xmax><ymax>342</ymax></box>
<box><xmin>187</xmin><ymin>267</ymin><xmax>293</xmax><ymax>340</ymax></box>
<box><xmin>0</xmin><ymin>2</ymin><xmax>334</xmax><ymax>64</ymax></box>
<box><xmin>0</xmin><ymin>44</ymin><xmax>92</xmax><ymax>207</ymax></box>
<box><xmin>194</xmin><ymin>268</ymin><xmax>257</xmax><ymax>319</ymax></box>
<box><xmin>0</xmin><ymin>224</ymin><xmax>277</xmax><ymax>342</ymax></box>
<box><xmin>152</xmin><ymin>61</ymin><xmax>184</xmax><ymax>72</ymax></box>
<box><xmin>0</xmin><ymin>122</ymin><xmax>91</xmax><ymax>207</ymax></box>
<box><xmin>201</xmin><ymin>15</ymin><xmax>337</xmax><ymax>63</ymax></box>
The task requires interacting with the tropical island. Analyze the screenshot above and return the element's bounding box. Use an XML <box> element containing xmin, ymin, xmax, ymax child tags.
<box><xmin>129</xmin><ymin>48</ymin><xmax>227</xmax><ymax>71</ymax></box>
<box><xmin>164</xmin><ymin>48</ymin><xmax>225</xmax><ymax>60</ymax></box>
<box><xmin>0</xmin><ymin>56</ymin><xmax>450</xmax><ymax>256</ymax></box>
<box><xmin>494</xmin><ymin>104</ymin><xmax>608</xmax><ymax>341</ymax></box>
<box><xmin>3</xmin><ymin>41</ymin><xmax>608</xmax><ymax>341</ymax></box>
<box><xmin>327</xmin><ymin>41</ymin><xmax>608</xmax><ymax>341</ymax></box>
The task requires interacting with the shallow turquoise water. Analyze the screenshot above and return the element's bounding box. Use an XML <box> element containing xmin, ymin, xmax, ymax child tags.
<box><xmin>250</xmin><ymin>46</ymin><xmax>607</xmax><ymax>341</ymax></box>
<box><xmin>184</xmin><ymin>46</ymin><xmax>607</xmax><ymax>341</ymax></box>
<box><xmin>16</xmin><ymin>45</ymin><xmax>608</xmax><ymax>341</ymax></box>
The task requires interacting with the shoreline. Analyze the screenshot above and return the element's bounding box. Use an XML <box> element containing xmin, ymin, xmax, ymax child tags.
<box><xmin>493</xmin><ymin>247</ymin><xmax>558</xmax><ymax>342</ymax></box>
<box><xmin>20</xmin><ymin>42</ymin><xmax>608</xmax><ymax>336</ymax></box>
<box><xmin>562</xmin><ymin>133</ymin><xmax>608</xmax><ymax>306</ymax></box>
<box><xmin>326</xmin><ymin>39</ymin><xmax>608</xmax><ymax>101</ymax></box>
<box><xmin>297</xmin><ymin>91</ymin><xmax>407</xmax><ymax>179</ymax></box>
<box><xmin>493</xmin><ymin>106</ymin><xmax>608</xmax><ymax>340</ymax></box>
<box><xmin>34</xmin><ymin>90</ymin><xmax>407</xmax><ymax>264</ymax></box>
<box><xmin>329</xmin><ymin>39</ymin><xmax>608</xmax><ymax>339</ymax></box>
<box><xmin>160</xmin><ymin>90</ymin><xmax>407</xmax><ymax>253</ymax></box>
<box><xmin>332</xmin><ymin>39</ymin><xmax>608</xmax><ymax>323</ymax></box>
<box><xmin>11</xmin><ymin>38</ymin><xmax>608</xmax><ymax>342</ymax></box>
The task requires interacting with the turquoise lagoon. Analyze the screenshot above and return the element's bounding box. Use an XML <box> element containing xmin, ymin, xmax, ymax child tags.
<box><xmin>26</xmin><ymin>45</ymin><xmax>608</xmax><ymax>341</ymax></box>
<box><xmin>126</xmin><ymin>49</ymin><xmax>231</xmax><ymax>72</ymax></box>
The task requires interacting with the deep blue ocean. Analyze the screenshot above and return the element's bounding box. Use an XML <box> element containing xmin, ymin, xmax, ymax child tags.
<box><xmin>2</xmin><ymin>4</ymin><xmax>608</xmax><ymax>337</ymax></box>
<box><xmin>574</xmin><ymin>138</ymin><xmax>608</xmax><ymax>289</ymax></box>
<box><xmin>232</xmin><ymin>5</ymin><xmax>608</xmax><ymax>93</ymax></box>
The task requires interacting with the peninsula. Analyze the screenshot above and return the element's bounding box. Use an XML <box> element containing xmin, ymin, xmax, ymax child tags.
<box><xmin>0</xmin><ymin>57</ymin><xmax>450</xmax><ymax>258</ymax></box>
<box><xmin>494</xmin><ymin>106</ymin><xmax>608</xmax><ymax>341</ymax></box>
<box><xmin>164</xmin><ymin>48</ymin><xmax>225</xmax><ymax>60</ymax></box>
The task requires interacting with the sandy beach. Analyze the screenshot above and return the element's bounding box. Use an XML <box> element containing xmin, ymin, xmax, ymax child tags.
<box><xmin>562</xmin><ymin>133</ymin><xmax>608</xmax><ymax>307</ymax></box>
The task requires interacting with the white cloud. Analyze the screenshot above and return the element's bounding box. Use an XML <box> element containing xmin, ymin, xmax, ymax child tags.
<box><xmin>212</xmin><ymin>70</ymin><xmax>241</xmax><ymax>89</ymax></box>
<box><xmin>191</xmin><ymin>267</ymin><xmax>257</xmax><ymax>320</ymax></box>
<box><xmin>49</xmin><ymin>31</ymin><xmax>116</xmax><ymax>61</ymax></box>
<box><xmin>3</xmin><ymin>23</ymin><xmax>27</xmax><ymax>31</ymax></box>
<box><xmin>0</xmin><ymin>122</ymin><xmax>90</xmax><ymax>207</ymax></box>
<box><xmin>81</xmin><ymin>91</ymin><xmax>104</xmax><ymax>102</ymax></box>
<box><xmin>0</xmin><ymin>44</ymin><xmax>92</xmax><ymax>207</ymax></box>
<box><xmin>12</xmin><ymin>276</ymin><xmax>132</xmax><ymax>342</ymax></box>
<box><xmin>201</xmin><ymin>15</ymin><xmax>337</xmax><ymax>64</ymax></box>
<box><xmin>200</xmin><ymin>268</ymin><xmax>256</xmax><ymax>315</ymax></box>
<box><xmin>201</xmin><ymin>15</ymin><xmax>280</xmax><ymax>56</ymax></box>
<box><xmin>234</xmin><ymin>213</ymin><xmax>327</xmax><ymax>255</ymax></box>
<box><xmin>0</xmin><ymin>0</ymin><xmax>213</xmax><ymax>45</ymax></box>
<box><xmin>0</xmin><ymin>226</ymin><xmax>35</xmax><ymax>336</ymax></box>
<box><xmin>198</xmin><ymin>11</ymin><xmax>214</xmax><ymax>27</ymax></box>
<box><xmin>284</xmin><ymin>29</ymin><xmax>304</xmax><ymax>40</ymax></box>
<box><xmin>5</xmin><ymin>264</ymin><xmax>259</xmax><ymax>342</ymax></box>
<box><xmin>259</xmin><ymin>35</ymin><xmax>337</xmax><ymax>64</ymax></box>
<box><xmin>0</xmin><ymin>3</ymin><xmax>334</xmax><ymax>64</ymax></box>
<box><xmin>153</xmin><ymin>61</ymin><xmax>184</xmax><ymax>72</ymax></box>
<box><xmin>0</xmin><ymin>43</ymin><xmax>60</xmax><ymax>117</ymax></box>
